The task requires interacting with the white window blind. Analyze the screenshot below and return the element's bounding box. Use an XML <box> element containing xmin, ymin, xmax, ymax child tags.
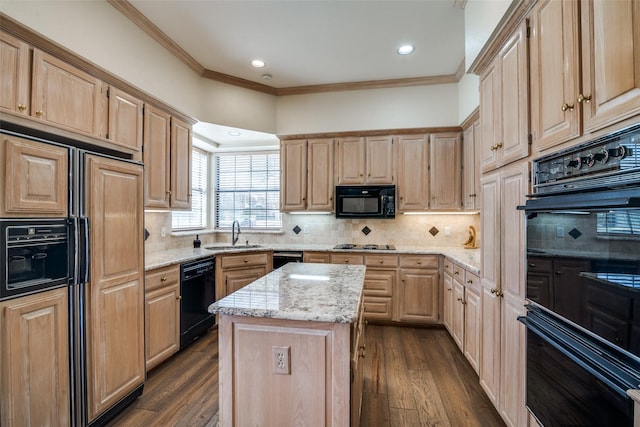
<box><xmin>215</xmin><ymin>152</ymin><xmax>282</xmax><ymax>229</ymax></box>
<box><xmin>597</xmin><ymin>211</ymin><xmax>640</xmax><ymax>236</ymax></box>
<box><xmin>172</xmin><ymin>148</ymin><xmax>208</xmax><ymax>230</ymax></box>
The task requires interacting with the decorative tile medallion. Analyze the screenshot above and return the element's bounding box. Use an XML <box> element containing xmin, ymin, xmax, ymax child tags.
<box><xmin>293</xmin><ymin>225</ymin><xmax>302</xmax><ymax>235</ymax></box>
<box><xmin>568</xmin><ymin>228</ymin><xmax>582</xmax><ymax>239</ymax></box>
<box><xmin>362</xmin><ymin>226</ymin><xmax>371</xmax><ymax>235</ymax></box>
<box><xmin>429</xmin><ymin>226</ymin><xmax>439</xmax><ymax>236</ymax></box>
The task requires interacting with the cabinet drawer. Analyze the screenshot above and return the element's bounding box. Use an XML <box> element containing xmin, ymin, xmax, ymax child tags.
<box><xmin>303</xmin><ymin>252</ymin><xmax>331</xmax><ymax>263</ymax></box>
<box><xmin>453</xmin><ymin>264</ymin><xmax>465</xmax><ymax>281</ymax></box>
<box><xmin>364</xmin><ymin>255</ymin><xmax>398</xmax><ymax>267</ymax></box>
<box><xmin>330</xmin><ymin>254</ymin><xmax>364</xmax><ymax>265</ymax></box>
<box><xmin>220</xmin><ymin>252</ymin><xmax>269</xmax><ymax>269</ymax></box>
<box><xmin>465</xmin><ymin>271</ymin><xmax>481</xmax><ymax>291</ymax></box>
<box><xmin>443</xmin><ymin>259</ymin><xmax>454</xmax><ymax>276</ymax></box>
<box><xmin>527</xmin><ymin>256</ymin><xmax>552</xmax><ymax>272</ymax></box>
<box><xmin>363</xmin><ymin>296</ymin><xmax>393</xmax><ymax>321</ymax></box>
<box><xmin>364</xmin><ymin>270</ymin><xmax>395</xmax><ymax>297</ymax></box>
<box><xmin>399</xmin><ymin>255</ymin><xmax>438</xmax><ymax>269</ymax></box>
<box><xmin>145</xmin><ymin>265</ymin><xmax>179</xmax><ymax>292</ymax></box>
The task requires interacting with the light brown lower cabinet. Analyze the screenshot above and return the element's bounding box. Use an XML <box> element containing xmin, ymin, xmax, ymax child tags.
<box><xmin>215</xmin><ymin>251</ymin><xmax>272</xmax><ymax>300</ymax></box>
<box><xmin>397</xmin><ymin>255</ymin><xmax>440</xmax><ymax>323</ymax></box>
<box><xmin>0</xmin><ymin>288</ymin><xmax>70</xmax><ymax>427</ymax></box>
<box><xmin>145</xmin><ymin>265</ymin><xmax>180</xmax><ymax>371</ymax></box>
<box><xmin>217</xmin><ymin>303</ymin><xmax>364</xmax><ymax>426</ymax></box>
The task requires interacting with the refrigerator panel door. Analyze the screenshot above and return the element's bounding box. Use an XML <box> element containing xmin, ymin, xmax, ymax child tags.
<box><xmin>82</xmin><ymin>153</ymin><xmax>145</xmax><ymax>423</ymax></box>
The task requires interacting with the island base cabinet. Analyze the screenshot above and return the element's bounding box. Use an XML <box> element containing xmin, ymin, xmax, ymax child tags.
<box><xmin>218</xmin><ymin>315</ymin><xmax>356</xmax><ymax>427</ymax></box>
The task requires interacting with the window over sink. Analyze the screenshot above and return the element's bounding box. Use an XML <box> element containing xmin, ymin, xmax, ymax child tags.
<box><xmin>215</xmin><ymin>152</ymin><xmax>282</xmax><ymax>230</ymax></box>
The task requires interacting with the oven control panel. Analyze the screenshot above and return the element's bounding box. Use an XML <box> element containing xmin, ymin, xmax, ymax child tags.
<box><xmin>533</xmin><ymin>124</ymin><xmax>640</xmax><ymax>194</ymax></box>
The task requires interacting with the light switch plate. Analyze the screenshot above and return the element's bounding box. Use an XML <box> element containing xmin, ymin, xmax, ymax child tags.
<box><xmin>272</xmin><ymin>346</ymin><xmax>291</xmax><ymax>375</ymax></box>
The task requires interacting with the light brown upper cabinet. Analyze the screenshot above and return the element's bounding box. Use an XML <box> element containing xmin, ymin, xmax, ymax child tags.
<box><xmin>0</xmin><ymin>31</ymin><xmax>30</xmax><ymax>116</ymax></box>
<box><xmin>170</xmin><ymin>117</ymin><xmax>192</xmax><ymax>210</ymax></box>
<box><xmin>143</xmin><ymin>106</ymin><xmax>192</xmax><ymax>210</ymax></box>
<box><xmin>463</xmin><ymin>119</ymin><xmax>481</xmax><ymax>211</ymax></box>
<box><xmin>530</xmin><ymin>0</ymin><xmax>640</xmax><ymax>152</ymax></box>
<box><xmin>336</xmin><ymin>136</ymin><xmax>395</xmax><ymax>185</ymax></box>
<box><xmin>479</xmin><ymin>20</ymin><xmax>529</xmax><ymax>172</ymax></box>
<box><xmin>107</xmin><ymin>87</ymin><xmax>143</xmax><ymax>152</ymax></box>
<box><xmin>32</xmin><ymin>49</ymin><xmax>105</xmax><ymax>138</ymax></box>
<box><xmin>397</xmin><ymin>134</ymin><xmax>429</xmax><ymax>212</ymax></box>
<box><xmin>143</xmin><ymin>105</ymin><xmax>171</xmax><ymax>208</ymax></box>
<box><xmin>280</xmin><ymin>138</ymin><xmax>334</xmax><ymax>212</ymax></box>
<box><xmin>1</xmin><ymin>135</ymin><xmax>68</xmax><ymax>217</ymax></box>
<box><xmin>429</xmin><ymin>133</ymin><xmax>462</xmax><ymax>210</ymax></box>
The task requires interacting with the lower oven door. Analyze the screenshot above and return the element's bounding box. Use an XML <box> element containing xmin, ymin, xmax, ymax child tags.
<box><xmin>521</xmin><ymin>306</ymin><xmax>640</xmax><ymax>426</ymax></box>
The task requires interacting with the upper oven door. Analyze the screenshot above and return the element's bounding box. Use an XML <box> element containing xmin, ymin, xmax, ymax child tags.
<box><xmin>1</xmin><ymin>219</ymin><xmax>73</xmax><ymax>300</ymax></box>
<box><xmin>521</xmin><ymin>187</ymin><xmax>640</xmax><ymax>357</ymax></box>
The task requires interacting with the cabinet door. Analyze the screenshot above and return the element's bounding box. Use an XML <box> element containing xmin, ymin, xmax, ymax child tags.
<box><xmin>581</xmin><ymin>0</ymin><xmax>640</xmax><ymax>132</ymax></box>
<box><xmin>480</xmin><ymin>171</ymin><xmax>500</xmax><ymax>295</ymax></box>
<box><xmin>1</xmin><ymin>135</ymin><xmax>68</xmax><ymax>217</ymax></box>
<box><xmin>498</xmin><ymin>21</ymin><xmax>530</xmax><ymax>167</ymax></box>
<box><xmin>108</xmin><ymin>87</ymin><xmax>143</xmax><ymax>152</ymax></box>
<box><xmin>170</xmin><ymin>117</ymin><xmax>192</xmax><ymax>209</ymax></box>
<box><xmin>452</xmin><ymin>280</ymin><xmax>465</xmax><ymax>350</ymax></box>
<box><xmin>479</xmin><ymin>286</ymin><xmax>501</xmax><ymax>407</ymax></box>
<box><xmin>225</xmin><ymin>266</ymin><xmax>267</xmax><ymax>295</ymax></box>
<box><xmin>145</xmin><ymin>281</ymin><xmax>180</xmax><ymax>371</ymax></box>
<box><xmin>85</xmin><ymin>154</ymin><xmax>144</xmax><ymax>422</ymax></box>
<box><xmin>397</xmin><ymin>134</ymin><xmax>429</xmax><ymax>211</ymax></box>
<box><xmin>463</xmin><ymin>122</ymin><xmax>480</xmax><ymax>210</ymax></box>
<box><xmin>143</xmin><ymin>104</ymin><xmax>171</xmax><ymax>208</ymax></box>
<box><xmin>32</xmin><ymin>49</ymin><xmax>105</xmax><ymax>137</ymax></box>
<box><xmin>397</xmin><ymin>268</ymin><xmax>439</xmax><ymax>323</ymax></box>
<box><xmin>0</xmin><ymin>31</ymin><xmax>30</xmax><ymax>115</ymax></box>
<box><xmin>443</xmin><ymin>272</ymin><xmax>454</xmax><ymax>333</ymax></box>
<box><xmin>0</xmin><ymin>288</ymin><xmax>70</xmax><ymax>427</ymax></box>
<box><xmin>362</xmin><ymin>296</ymin><xmax>393</xmax><ymax>321</ymax></box>
<box><xmin>280</xmin><ymin>139</ymin><xmax>307</xmax><ymax>211</ymax></box>
<box><xmin>307</xmin><ymin>138</ymin><xmax>334</xmax><ymax>211</ymax></box>
<box><xmin>336</xmin><ymin>137</ymin><xmax>365</xmax><ymax>184</ymax></box>
<box><xmin>499</xmin><ymin>299</ymin><xmax>526</xmax><ymax>427</ymax></box>
<box><xmin>530</xmin><ymin>0</ymin><xmax>581</xmax><ymax>151</ymax></box>
<box><xmin>463</xmin><ymin>286</ymin><xmax>481</xmax><ymax>374</ymax></box>
<box><xmin>363</xmin><ymin>268</ymin><xmax>395</xmax><ymax>297</ymax></box>
<box><xmin>366</xmin><ymin>135</ymin><xmax>395</xmax><ymax>184</ymax></box>
<box><xmin>430</xmin><ymin>133</ymin><xmax>462</xmax><ymax>210</ymax></box>
<box><xmin>480</xmin><ymin>60</ymin><xmax>500</xmax><ymax>172</ymax></box>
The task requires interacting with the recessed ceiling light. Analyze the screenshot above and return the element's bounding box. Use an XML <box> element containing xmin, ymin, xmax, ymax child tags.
<box><xmin>251</xmin><ymin>59</ymin><xmax>266</xmax><ymax>68</ymax></box>
<box><xmin>228</xmin><ymin>131</ymin><xmax>242</xmax><ymax>136</ymax></box>
<box><xmin>397</xmin><ymin>45</ymin><xmax>415</xmax><ymax>55</ymax></box>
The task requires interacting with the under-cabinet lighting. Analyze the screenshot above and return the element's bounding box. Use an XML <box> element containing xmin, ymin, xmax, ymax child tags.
<box><xmin>288</xmin><ymin>211</ymin><xmax>333</xmax><ymax>215</ymax></box>
<box><xmin>403</xmin><ymin>211</ymin><xmax>480</xmax><ymax>215</ymax></box>
<box><xmin>288</xmin><ymin>274</ymin><xmax>330</xmax><ymax>281</ymax></box>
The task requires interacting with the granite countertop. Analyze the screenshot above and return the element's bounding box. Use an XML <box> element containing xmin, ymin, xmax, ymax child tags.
<box><xmin>208</xmin><ymin>262</ymin><xmax>366</xmax><ymax>323</ymax></box>
<box><xmin>145</xmin><ymin>243</ymin><xmax>481</xmax><ymax>273</ymax></box>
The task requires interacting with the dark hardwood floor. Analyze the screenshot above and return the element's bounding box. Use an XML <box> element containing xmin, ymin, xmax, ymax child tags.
<box><xmin>108</xmin><ymin>325</ymin><xmax>504</xmax><ymax>427</ymax></box>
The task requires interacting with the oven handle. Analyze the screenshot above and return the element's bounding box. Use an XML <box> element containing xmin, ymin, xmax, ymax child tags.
<box><xmin>519</xmin><ymin>314</ymin><xmax>635</xmax><ymax>399</ymax></box>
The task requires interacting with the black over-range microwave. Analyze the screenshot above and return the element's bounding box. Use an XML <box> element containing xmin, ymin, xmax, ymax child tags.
<box><xmin>335</xmin><ymin>185</ymin><xmax>395</xmax><ymax>218</ymax></box>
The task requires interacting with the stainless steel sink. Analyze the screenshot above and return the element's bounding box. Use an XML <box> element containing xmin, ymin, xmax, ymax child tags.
<box><xmin>205</xmin><ymin>245</ymin><xmax>262</xmax><ymax>250</ymax></box>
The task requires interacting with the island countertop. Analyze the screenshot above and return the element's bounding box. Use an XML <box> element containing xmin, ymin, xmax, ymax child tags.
<box><xmin>208</xmin><ymin>262</ymin><xmax>366</xmax><ymax>323</ymax></box>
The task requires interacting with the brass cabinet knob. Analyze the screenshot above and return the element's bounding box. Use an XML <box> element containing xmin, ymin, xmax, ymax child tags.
<box><xmin>176</xmin><ymin>295</ymin><xmax>182</xmax><ymax>300</ymax></box>
<box><xmin>490</xmin><ymin>288</ymin><xmax>498</xmax><ymax>294</ymax></box>
<box><xmin>378</xmin><ymin>259</ymin><xmax>384</xmax><ymax>264</ymax></box>
<box><xmin>160</xmin><ymin>276</ymin><xmax>168</xmax><ymax>282</ymax></box>
<box><xmin>495</xmin><ymin>142</ymin><xmax>503</xmax><ymax>149</ymax></box>
<box><xmin>17</xmin><ymin>104</ymin><xmax>27</xmax><ymax>111</ymax></box>
<box><xmin>577</xmin><ymin>93</ymin><xmax>592</xmax><ymax>103</ymax></box>
<box><xmin>457</xmin><ymin>297</ymin><xmax>463</xmax><ymax>302</ymax></box>
<box><xmin>244</xmin><ymin>258</ymin><xmax>249</xmax><ymax>263</ymax></box>
<box><xmin>454</xmin><ymin>271</ymin><xmax>459</xmax><ymax>275</ymax></box>
<box><xmin>447</xmin><ymin>287</ymin><xmax>452</xmax><ymax>292</ymax></box>
<box><xmin>561</xmin><ymin>102</ymin><xmax>575</xmax><ymax>112</ymax></box>
<box><xmin>417</xmin><ymin>260</ymin><xmax>422</xmax><ymax>265</ymax></box>
<box><xmin>344</xmin><ymin>259</ymin><xmax>349</xmax><ymax>263</ymax></box>
<box><xmin>467</xmin><ymin>279</ymin><xmax>473</xmax><ymax>284</ymax></box>
<box><xmin>35</xmin><ymin>110</ymin><xmax>44</xmax><ymax>117</ymax></box>
<box><xmin>461</xmin><ymin>300</ymin><xmax>467</xmax><ymax>305</ymax></box>
<box><xmin>166</xmin><ymin>191</ymin><xmax>172</xmax><ymax>195</ymax></box>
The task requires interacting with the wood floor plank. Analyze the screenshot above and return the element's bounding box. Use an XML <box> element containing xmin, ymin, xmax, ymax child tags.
<box><xmin>382</xmin><ymin>326</ymin><xmax>417</xmax><ymax>410</ymax></box>
<box><xmin>398</xmin><ymin>327</ymin><xmax>430</xmax><ymax>371</ymax></box>
<box><xmin>360</xmin><ymin>392</ymin><xmax>391</xmax><ymax>427</ymax></box>
<box><xmin>409</xmin><ymin>369</ymin><xmax>452</xmax><ymax>427</ymax></box>
<box><xmin>389</xmin><ymin>407</ymin><xmax>421</xmax><ymax>426</ymax></box>
<box><xmin>363</xmin><ymin>325</ymin><xmax>388</xmax><ymax>395</ymax></box>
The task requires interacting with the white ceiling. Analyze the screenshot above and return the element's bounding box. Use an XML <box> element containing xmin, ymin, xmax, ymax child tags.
<box><xmin>125</xmin><ymin>0</ymin><xmax>466</xmax><ymax>147</ymax></box>
<box><xmin>128</xmin><ymin>0</ymin><xmax>466</xmax><ymax>89</ymax></box>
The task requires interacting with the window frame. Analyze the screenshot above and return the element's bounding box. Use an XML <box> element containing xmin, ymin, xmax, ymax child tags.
<box><xmin>171</xmin><ymin>146</ymin><xmax>209</xmax><ymax>231</ymax></box>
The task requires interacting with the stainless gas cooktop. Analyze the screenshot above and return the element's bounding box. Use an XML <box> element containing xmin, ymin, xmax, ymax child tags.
<box><xmin>333</xmin><ymin>243</ymin><xmax>396</xmax><ymax>250</ymax></box>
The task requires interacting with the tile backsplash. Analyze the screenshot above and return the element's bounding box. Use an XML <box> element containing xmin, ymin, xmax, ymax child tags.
<box><xmin>145</xmin><ymin>212</ymin><xmax>480</xmax><ymax>254</ymax></box>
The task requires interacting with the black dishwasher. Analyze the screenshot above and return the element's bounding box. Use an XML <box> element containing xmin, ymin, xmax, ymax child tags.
<box><xmin>273</xmin><ymin>251</ymin><xmax>303</xmax><ymax>269</ymax></box>
<box><xmin>180</xmin><ymin>257</ymin><xmax>215</xmax><ymax>349</ymax></box>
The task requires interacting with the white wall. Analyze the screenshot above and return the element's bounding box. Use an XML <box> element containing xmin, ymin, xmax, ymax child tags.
<box><xmin>457</xmin><ymin>73</ymin><xmax>480</xmax><ymax>124</ymax></box>
<box><xmin>276</xmin><ymin>84</ymin><xmax>459</xmax><ymax>135</ymax></box>
<box><xmin>464</xmin><ymin>0</ymin><xmax>512</xmax><ymax>70</ymax></box>
<box><xmin>0</xmin><ymin>0</ymin><xmax>278</xmax><ymax>132</ymax></box>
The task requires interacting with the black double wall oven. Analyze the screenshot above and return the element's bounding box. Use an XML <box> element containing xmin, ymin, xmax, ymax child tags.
<box><xmin>520</xmin><ymin>124</ymin><xmax>640</xmax><ymax>426</ymax></box>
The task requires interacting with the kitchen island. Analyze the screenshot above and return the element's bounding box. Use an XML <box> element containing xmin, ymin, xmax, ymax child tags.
<box><xmin>209</xmin><ymin>262</ymin><xmax>367</xmax><ymax>427</ymax></box>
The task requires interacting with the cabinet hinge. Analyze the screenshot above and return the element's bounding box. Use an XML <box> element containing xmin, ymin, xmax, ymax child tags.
<box><xmin>526</xmin><ymin>25</ymin><xmax>530</xmax><ymax>38</ymax></box>
<box><xmin>528</xmin><ymin>134</ymin><xmax>533</xmax><ymax>145</ymax></box>
<box><xmin>105</xmin><ymin>86</ymin><xmax>110</xmax><ymax>98</ymax></box>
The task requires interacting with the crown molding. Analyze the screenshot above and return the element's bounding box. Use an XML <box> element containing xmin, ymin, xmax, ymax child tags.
<box><xmin>109</xmin><ymin>0</ymin><xmax>466</xmax><ymax>96</ymax></box>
